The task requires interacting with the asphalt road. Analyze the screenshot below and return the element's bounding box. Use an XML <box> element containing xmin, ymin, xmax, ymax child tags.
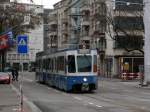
<box><xmin>12</xmin><ymin>72</ymin><xmax>150</xmax><ymax>112</ymax></box>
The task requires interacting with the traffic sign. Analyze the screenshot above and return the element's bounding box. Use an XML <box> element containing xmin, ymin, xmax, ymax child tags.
<box><xmin>17</xmin><ymin>35</ymin><xmax>28</xmax><ymax>54</ymax></box>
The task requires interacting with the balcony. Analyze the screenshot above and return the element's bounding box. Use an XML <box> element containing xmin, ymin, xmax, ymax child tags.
<box><xmin>114</xmin><ymin>16</ymin><xmax>144</xmax><ymax>31</ymax></box>
<box><xmin>49</xmin><ymin>20</ymin><xmax>57</xmax><ymax>25</ymax></box>
<box><xmin>81</xmin><ymin>18</ymin><xmax>90</xmax><ymax>26</ymax></box>
<box><xmin>114</xmin><ymin>35</ymin><xmax>144</xmax><ymax>49</ymax></box>
<box><xmin>48</xmin><ymin>31</ymin><xmax>57</xmax><ymax>36</ymax></box>
<box><xmin>96</xmin><ymin>38</ymin><xmax>106</xmax><ymax>53</ymax></box>
<box><xmin>62</xmin><ymin>17</ymin><xmax>68</xmax><ymax>23</ymax></box>
<box><xmin>114</xmin><ymin>0</ymin><xmax>143</xmax><ymax>11</ymax></box>
<box><xmin>48</xmin><ymin>16</ymin><xmax>57</xmax><ymax>25</ymax></box>
<box><xmin>114</xmin><ymin>10</ymin><xmax>143</xmax><ymax>17</ymax></box>
<box><xmin>62</xmin><ymin>24</ymin><xmax>68</xmax><ymax>34</ymax></box>
<box><xmin>62</xmin><ymin>34</ymin><xmax>68</xmax><ymax>44</ymax></box>
<box><xmin>81</xmin><ymin>30</ymin><xmax>90</xmax><ymax>40</ymax></box>
<box><xmin>62</xmin><ymin>28</ymin><xmax>68</xmax><ymax>34</ymax></box>
<box><xmin>80</xmin><ymin>5</ymin><xmax>90</xmax><ymax>12</ymax></box>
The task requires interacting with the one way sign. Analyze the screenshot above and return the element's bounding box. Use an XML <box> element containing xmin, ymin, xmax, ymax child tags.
<box><xmin>17</xmin><ymin>35</ymin><xmax>28</xmax><ymax>54</ymax></box>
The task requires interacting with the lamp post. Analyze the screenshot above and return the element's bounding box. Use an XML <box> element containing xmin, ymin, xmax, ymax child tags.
<box><xmin>143</xmin><ymin>0</ymin><xmax>150</xmax><ymax>86</ymax></box>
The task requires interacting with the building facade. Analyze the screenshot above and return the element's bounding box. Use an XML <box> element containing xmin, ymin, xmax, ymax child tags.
<box><xmin>105</xmin><ymin>0</ymin><xmax>144</xmax><ymax>77</ymax></box>
<box><xmin>44</xmin><ymin>0</ymin><xmax>144</xmax><ymax>78</ymax></box>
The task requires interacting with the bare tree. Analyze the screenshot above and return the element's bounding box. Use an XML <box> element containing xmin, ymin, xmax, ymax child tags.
<box><xmin>106</xmin><ymin>1</ymin><xmax>144</xmax><ymax>54</ymax></box>
<box><xmin>0</xmin><ymin>2</ymin><xmax>42</xmax><ymax>37</ymax></box>
<box><xmin>0</xmin><ymin>1</ymin><xmax>42</xmax><ymax>71</ymax></box>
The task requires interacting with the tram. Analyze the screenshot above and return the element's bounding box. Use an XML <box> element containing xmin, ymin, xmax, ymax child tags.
<box><xmin>35</xmin><ymin>49</ymin><xmax>98</xmax><ymax>92</ymax></box>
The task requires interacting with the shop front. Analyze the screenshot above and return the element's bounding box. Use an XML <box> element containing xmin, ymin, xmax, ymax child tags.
<box><xmin>117</xmin><ymin>56</ymin><xmax>144</xmax><ymax>79</ymax></box>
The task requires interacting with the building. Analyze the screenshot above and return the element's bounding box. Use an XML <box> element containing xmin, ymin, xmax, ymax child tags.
<box><xmin>94</xmin><ymin>0</ymin><xmax>144</xmax><ymax>77</ymax></box>
<box><xmin>46</xmin><ymin>9</ymin><xmax>58</xmax><ymax>52</ymax></box>
<box><xmin>43</xmin><ymin>0</ymin><xmax>144</xmax><ymax>78</ymax></box>
<box><xmin>43</xmin><ymin>9</ymin><xmax>52</xmax><ymax>51</ymax></box>
<box><xmin>90</xmin><ymin>0</ymin><xmax>107</xmax><ymax>76</ymax></box>
<box><xmin>6</xmin><ymin>3</ymin><xmax>44</xmax><ymax>71</ymax></box>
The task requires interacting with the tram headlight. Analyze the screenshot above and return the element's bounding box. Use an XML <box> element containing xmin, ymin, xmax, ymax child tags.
<box><xmin>83</xmin><ymin>77</ymin><xmax>87</xmax><ymax>82</ymax></box>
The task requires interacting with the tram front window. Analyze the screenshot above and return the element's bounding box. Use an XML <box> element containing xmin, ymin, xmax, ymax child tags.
<box><xmin>77</xmin><ymin>56</ymin><xmax>92</xmax><ymax>72</ymax></box>
<box><xmin>68</xmin><ymin>55</ymin><xmax>76</xmax><ymax>73</ymax></box>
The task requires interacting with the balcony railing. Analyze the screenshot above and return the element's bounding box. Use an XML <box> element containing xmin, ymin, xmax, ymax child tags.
<box><xmin>80</xmin><ymin>5</ymin><xmax>90</xmax><ymax>12</ymax></box>
<box><xmin>114</xmin><ymin>36</ymin><xmax>144</xmax><ymax>49</ymax></box>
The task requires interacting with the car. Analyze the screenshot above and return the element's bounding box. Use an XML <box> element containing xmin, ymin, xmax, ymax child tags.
<box><xmin>0</xmin><ymin>72</ymin><xmax>11</xmax><ymax>84</ymax></box>
<box><xmin>4</xmin><ymin>67</ymin><xmax>12</xmax><ymax>75</ymax></box>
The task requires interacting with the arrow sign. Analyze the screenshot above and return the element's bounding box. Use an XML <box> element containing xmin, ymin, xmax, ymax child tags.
<box><xmin>17</xmin><ymin>35</ymin><xmax>28</xmax><ymax>54</ymax></box>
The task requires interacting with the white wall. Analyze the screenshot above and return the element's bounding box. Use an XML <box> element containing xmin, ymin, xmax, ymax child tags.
<box><xmin>28</xmin><ymin>24</ymin><xmax>43</xmax><ymax>62</ymax></box>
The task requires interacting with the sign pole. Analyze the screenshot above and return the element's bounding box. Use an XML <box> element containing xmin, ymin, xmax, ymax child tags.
<box><xmin>17</xmin><ymin>35</ymin><xmax>28</xmax><ymax>112</ymax></box>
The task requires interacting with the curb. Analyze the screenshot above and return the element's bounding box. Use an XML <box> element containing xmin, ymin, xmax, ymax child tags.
<box><xmin>11</xmin><ymin>84</ymin><xmax>42</xmax><ymax>112</ymax></box>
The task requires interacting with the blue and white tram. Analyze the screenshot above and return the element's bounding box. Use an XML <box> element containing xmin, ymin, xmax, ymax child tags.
<box><xmin>36</xmin><ymin>49</ymin><xmax>98</xmax><ymax>92</ymax></box>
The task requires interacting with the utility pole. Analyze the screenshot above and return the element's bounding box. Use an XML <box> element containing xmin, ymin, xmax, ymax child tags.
<box><xmin>144</xmin><ymin>0</ymin><xmax>150</xmax><ymax>85</ymax></box>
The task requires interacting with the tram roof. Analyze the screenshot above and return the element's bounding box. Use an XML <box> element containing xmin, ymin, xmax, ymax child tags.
<box><xmin>36</xmin><ymin>48</ymin><xmax>97</xmax><ymax>57</ymax></box>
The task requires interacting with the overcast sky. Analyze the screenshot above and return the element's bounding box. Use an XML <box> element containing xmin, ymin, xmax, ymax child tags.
<box><xmin>11</xmin><ymin>0</ymin><xmax>61</xmax><ymax>9</ymax></box>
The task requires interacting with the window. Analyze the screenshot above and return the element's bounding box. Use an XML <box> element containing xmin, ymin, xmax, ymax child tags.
<box><xmin>77</xmin><ymin>55</ymin><xmax>92</xmax><ymax>72</ymax></box>
<box><xmin>68</xmin><ymin>55</ymin><xmax>76</xmax><ymax>73</ymax></box>
<box><xmin>93</xmin><ymin>55</ymin><xmax>97</xmax><ymax>72</ymax></box>
<box><xmin>57</xmin><ymin>56</ymin><xmax>65</xmax><ymax>71</ymax></box>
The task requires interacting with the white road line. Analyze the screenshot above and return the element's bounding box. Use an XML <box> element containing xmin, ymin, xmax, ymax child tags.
<box><xmin>23</xmin><ymin>78</ymin><xmax>33</xmax><ymax>82</ymax></box>
<box><xmin>88</xmin><ymin>102</ymin><xmax>94</xmax><ymax>105</ymax></box>
<box><xmin>12</xmin><ymin>108</ymin><xmax>20</xmax><ymax>111</ymax></box>
<box><xmin>96</xmin><ymin>105</ymin><xmax>103</xmax><ymax>108</ymax></box>
<box><xmin>62</xmin><ymin>93</ymin><xmax>68</xmax><ymax>96</ymax></box>
<box><xmin>73</xmin><ymin>96</ymin><xmax>82</xmax><ymax>101</ymax></box>
<box><xmin>11</xmin><ymin>84</ymin><xmax>42</xmax><ymax>112</ymax></box>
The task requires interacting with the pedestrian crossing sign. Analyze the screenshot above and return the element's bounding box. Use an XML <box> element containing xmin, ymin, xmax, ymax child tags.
<box><xmin>17</xmin><ymin>35</ymin><xmax>28</xmax><ymax>54</ymax></box>
<box><xmin>18</xmin><ymin>38</ymin><xmax>27</xmax><ymax>45</ymax></box>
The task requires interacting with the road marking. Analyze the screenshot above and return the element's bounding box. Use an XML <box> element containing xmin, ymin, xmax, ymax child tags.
<box><xmin>73</xmin><ymin>96</ymin><xmax>82</xmax><ymax>100</ymax></box>
<box><xmin>12</xmin><ymin>108</ymin><xmax>20</xmax><ymax>111</ymax></box>
<box><xmin>62</xmin><ymin>92</ymin><xmax>68</xmax><ymax>96</ymax></box>
<box><xmin>23</xmin><ymin>78</ymin><xmax>33</xmax><ymax>82</ymax></box>
<box><xmin>96</xmin><ymin>105</ymin><xmax>103</xmax><ymax>108</ymax></box>
<box><xmin>11</xmin><ymin>84</ymin><xmax>42</xmax><ymax>112</ymax></box>
<box><xmin>88</xmin><ymin>102</ymin><xmax>94</xmax><ymax>105</ymax></box>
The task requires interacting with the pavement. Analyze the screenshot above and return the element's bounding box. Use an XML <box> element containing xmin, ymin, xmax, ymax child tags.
<box><xmin>0</xmin><ymin>82</ymin><xmax>32</xmax><ymax>112</ymax></box>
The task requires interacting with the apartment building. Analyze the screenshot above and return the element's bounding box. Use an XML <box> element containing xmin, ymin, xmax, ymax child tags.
<box><xmin>109</xmin><ymin>0</ymin><xmax>144</xmax><ymax>77</ymax></box>
<box><xmin>43</xmin><ymin>9</ymin><xmax>52</xmax><ymax>51</ymax></box>
<box><xmin>44</xmin><ymin>0</ymin><xmax>144</xmax><ymax>78</ymax></box>
<box><xmin>54</xmin><ymin>0</ymin><xmax>69</xmax><ymax>50</ymax></box>
<box><xmin>90</xmin><ymin>0</ymin><xmax>107</xmax><ymax>76</ymax></box>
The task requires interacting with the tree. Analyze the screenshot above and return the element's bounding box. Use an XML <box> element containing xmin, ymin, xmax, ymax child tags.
<box><xmin>0</xmin><ymin>1</ymin><xmax>42</xmax><ymax>71</ymax></box>
<box><xmin>0</xmin><ymin>2</ymin><xmax>42</xmax><ymax>37</ymax></box>
<box><xmin>106</xmin><ymin>1</ymin><xmax>144</xmax><ymax>54</ymax></box>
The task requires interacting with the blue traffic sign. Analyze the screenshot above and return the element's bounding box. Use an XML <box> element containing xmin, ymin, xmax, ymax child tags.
<box><xmin>17</xmin><ymin>35</ymin><xmax>28</xmax><ymax>54</ymax></box>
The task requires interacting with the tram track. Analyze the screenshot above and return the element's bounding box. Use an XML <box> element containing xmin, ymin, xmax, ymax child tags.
<box><xmin>76</xmin><ymin>89</ymin><xmax>150</xmax><ymax>112</ymax></box>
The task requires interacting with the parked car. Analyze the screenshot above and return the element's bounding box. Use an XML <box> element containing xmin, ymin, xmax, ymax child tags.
<box><xmin>4</xmin><ymin>67</ymin><xmax>12</xmax><ymax>75</ymax></box>
<box><xmin>0</xmin><ymin>72</ymin><xmax>11</xmax><ymax>84</ymax></box>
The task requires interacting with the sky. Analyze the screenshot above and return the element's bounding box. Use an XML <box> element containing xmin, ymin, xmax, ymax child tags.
<box><xmin>11</xmin><ymin>0</ymin><xmax>61</xmax><ymax>9</ymax></box>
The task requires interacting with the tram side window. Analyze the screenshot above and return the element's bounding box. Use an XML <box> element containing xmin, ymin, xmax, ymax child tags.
<box><xmin>57</xmin><ymin>56</ymin><xmax>64</xmax><ymax>71</ymax></box>
<box><xmin>93</xmin><ymin>55</ymin><xmax>97</xmax><ymax>72</ymax></box>
<box><xmin>52</xmin><ymin>59</ymin><xmax>54</xmax><ymax>72</ymax></box>
<box><xmin>39</xmin><ymin>59</ymin><xmax>42</xmax><ymax>71</ymax></box>
<box><xmin>45</xmin><ymin>59</ymin><xmax>49</xmax><ymax>70</ymax></box>
<box><xmin>68</xmin><ymin>55</ymin><xmax>76</xmax><ymax>73</ymax></box>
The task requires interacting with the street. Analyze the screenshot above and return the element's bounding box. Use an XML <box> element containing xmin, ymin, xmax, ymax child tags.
<box><xmin>7</xmin><ymin>72</ymin><xmax>150</xmax><ymax>112</ymax></box>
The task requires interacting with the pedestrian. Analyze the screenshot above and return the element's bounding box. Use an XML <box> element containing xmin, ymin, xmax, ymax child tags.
<box><xmin>11</xmin><ymin>68</ymin><xmax>15</xmax><ymax>81</ymax></box>
<box><xmin>15</xmin><ymin>68</ymin><xmax>19</xmax><ymax>81</ymax></box>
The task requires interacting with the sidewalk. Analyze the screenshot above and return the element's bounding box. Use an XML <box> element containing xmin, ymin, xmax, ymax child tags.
<box><xmin>0</xmin><ymin>84</ymin><xmax>32</xmax><ymax>112</ymax></box>
<box><xmin>99</xmin><ymin>76</ymin><xmax>150</xmax><ymax>89</ymax></box>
